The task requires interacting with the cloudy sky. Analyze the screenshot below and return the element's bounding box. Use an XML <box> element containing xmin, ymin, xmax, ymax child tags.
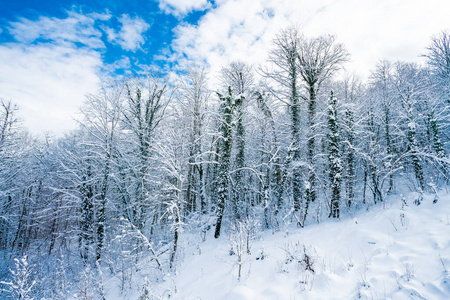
<box><xmin>1</xmin><ymin>0</ymin><xmax>449</xmax><ymax>135</ymax></box>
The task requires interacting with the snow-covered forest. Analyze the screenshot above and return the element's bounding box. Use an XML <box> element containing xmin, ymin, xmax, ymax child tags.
<box><xmin>1</xmin><ymin>27</ymin><xmax>450</xmax><ymax>299</ymax></box>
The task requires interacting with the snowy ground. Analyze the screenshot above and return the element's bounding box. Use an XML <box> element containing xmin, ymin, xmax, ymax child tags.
<box><xmin>104</xmin><ymin>191</ymin><xmax>450</xmax><ymax>300</ymax></box>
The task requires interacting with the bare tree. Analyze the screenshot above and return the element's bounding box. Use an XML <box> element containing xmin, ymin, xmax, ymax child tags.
<box><xmin>392</xmin><ymin>62</ymin><xmax>428</xmax><ymax>192</ymax></box>
<box><xmin>254</xmin><ymin>91</ymin><xmax>283</xmax><ymax>227</ymax></box>
<box><xmin>296</xmin><ymin>33</ymin><xmax>349</xmax><ymax>215</ymax></box>
<box><xmin>425</xmin><ymin>31</ymin><xmax>450</xmax><ymax>103</ymax></box>
<box><xmin>78</xmin><ymin>81</ymin><xmax>124</xmax><ymax>262</ymax></box>
<box><xmin>178</xmin><ymin>65</ymin><xmax>210</xmax><ymax>215</ymax></box>
<box><xmin>214</xmin><ymin>88</ymin><xmax>244</xmax><ymax>238</ymax></box>
<box><xmin>221</xmin><ymin>61</ymin><xmax>254</xmax><ymax>221</ymax></box>
<box><xmin>153</xmin><ymin>125</ymin><xmax>185</xmax><ymax>270</ymax></box>
<box><xmin>369</xmin><ymin>61</ymin><xmax>398</xmax><ymax>194</ymax></box>
<box><xmin>0</xmin><ymin>100</ymin><xmax>19</xmax><ymax>251</ymax></box>
<box><xmin>336</xmin><ymin>74</ymin><xmax>362</xmax><ymax>207</ymax></box>
<box><xmin>221</xmin><ymin>61</ymin><xmax>254</xmax><ymax>95</ymax></box>
<box><xmin>265</xmin><ymin>26</ymin><xmax>304</xmax><ymax>219</ymax></box>
<box><xmin>121</xmin><ymin>76</ymin><xmax>170</xmax><ymax>231</ymax></box>
<box><xmin>424</xmin><ymin>31</ymin><xmax>450</xmax><ymax>183</ymax></box>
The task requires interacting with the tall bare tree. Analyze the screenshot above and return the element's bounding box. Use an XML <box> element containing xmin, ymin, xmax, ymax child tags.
<box><xmin>265</xmin><ymin>26</ymin><xmax>304</xmax><ymax>219</ymax></box>
<box><xmin>78</xmin><ymin>82</ymin><xmax>123</xmax><ymax>261</ymax></box>
<box><xmin>296</xmin><ymin>33</ymin><xmax>349</xmax><ymax>215</ymax></box>
<box><xmin>122</xmin><ymin>77</ymin><xmax>170</xmax><ymax>231</ymax></box>
<box><xmin>221</xmin><ymin>61</ymin><xmax>254</xmax><ymax>221</ymax></box>
<box><xmin>178</xmin><ymin>66</ymin><xmax>210</xmax><ymax>215</ymax></box>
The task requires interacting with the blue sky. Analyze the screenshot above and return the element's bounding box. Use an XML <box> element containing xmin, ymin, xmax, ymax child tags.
<box><xmin>0</xmin><ymin>0</ymin><xmax>210</xmax><ymax>75</ymax></box>
<box><xmin>0</xmin><ymin>0</ymin><xmax>449</xmax><ymax>135</ymax></box>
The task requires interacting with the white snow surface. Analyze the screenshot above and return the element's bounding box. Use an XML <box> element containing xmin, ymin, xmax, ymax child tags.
<box><xmin>104</xmin><ymin>192</ymin><xmax>450</xmax><ymax>299</ymax></box>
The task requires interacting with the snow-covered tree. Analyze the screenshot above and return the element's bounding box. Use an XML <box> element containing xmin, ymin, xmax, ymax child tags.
<box><xmin>425</xmin><ymin>31</ymin><xmax>450</xmax><ymax>104</ymax></box>
<box><xmin>296</xmin><ymin>33</ymin><xmax>349</xmax><ymax>212</ymax></box>
<box><xmin>78</xmin><ymin>82</ymin><xmax>123</xmax><ymax>262</ymax></box>
<box><xmin>214</xmin><ymin>88</ymin><xmax>239</xmax><ymax>238</ymax></box>
<box><xmin>221</xmin><ymin>61</ymin><xmax>254</xmax><ymax>221</ymax></box>
<box><xmin>121</xmin><ymin>77</ymin><xmax>170</xmax><ymax>231</ymax></box>
<box><xmin>1</xmin><ymin>256</ymin><xmax>35</xmax><ymax>300</ymax></box>
<box><xmin>327</xmin><ymin>92</ymin><xmax>342</xmax><ymax>218</ymax></box>
<box><xmin>265</xmin><ymin>26</ymin><xmax>304</xmax><ymax>219</ymax></box>
<box><xmin>178</xmin><ymin>65</ymin><xmax>210</xmax><ymax>215</ymax></box>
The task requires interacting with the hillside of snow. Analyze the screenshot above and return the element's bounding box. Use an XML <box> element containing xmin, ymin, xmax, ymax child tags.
<box><xmin>114</xmin><ymin>192</ymin><xmax>450</xmax><ymax>300</ymax></box>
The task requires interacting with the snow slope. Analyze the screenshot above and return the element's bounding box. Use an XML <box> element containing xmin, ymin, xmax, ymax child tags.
<box><xmin>161</xmin><ymin>192</ymin><xmax>450</xmax><ymax>300</ymax></box>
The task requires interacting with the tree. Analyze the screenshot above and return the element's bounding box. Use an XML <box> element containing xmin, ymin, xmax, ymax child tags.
<box><xmin>265</xmin><ymin>26</ymin><xmax>304</xmax><ymax>218</ymax></box>
<box><xmin>336</xmin><ymin>75</ymin><xmax>362</xmax><ymax>207</ymax></box>
<box><xmin>153</xmin><ymin>125</ymin><xmax>185</xmax><ymax>270</ymax></box>
<box><xmin>360</xmin><ymin>97</ymin><xmax>384</xmax><ymax>205</ymax></box>
<box><xmin>1</xmin><ymin>256</ymin><xmax>35</xmax><ymax>300</ymax></box>
<box><xmin>78</xmin><ymin>82</ymin><xmax>123</xmax><ymax>262</ymax></box>
<box><xmin>214</xmin><ymin>88</ymin><xmax>244</xmax><ymax>238</ymax></box>
<box><xmin>178</xmin><ymin>65</ymin><xmax>210</xmax><ymax>215</ymax></box>
<box><xmin>254</xmin><ymin>91</ymin><xmax>283</xmax><ymax>227</ymax></box>
<box><xmin>0</xmin><ymin>100</ymin><xmax>20</xmax><ymax>251</ymax></box>
<box><xmin>0</xmin><ymin>103</ymin><xmax>47</xmax><ymax>258</ymax></box>
<box><xmin>221</xmin><ymin>61</ymin><xmax>254</xmax><ymax>221</ymax></box>
<box><xmin>121</xmin><ymin>77</ymin><xmax>170</xmax><ymax>231</ymax></box>
<box><xmin>56</xmin><ymin>131</ymin><xmax>95</xmax><ymax>263</ymax></box>
<box><xmin>424</xmin><ymin>32</ymin><xmax>450</xmax><ymax>184</ymax></box>
<box><xmin>392</xmin><ymin>62</ymin><xmax>427</xmax><ymax>192</ymax></box>
<box><xmin>369</xmin><ymin>61</ymin><xmax>399</xmax><ymax>193</ymax></box>
<box><xmin>296</xmin><ymin>33</ymin><xmax>349</xmax><ymax>213</ymax></box>
<box><xmin>221</xmin><ymin>61</ymin><xmax>254</xmax><ymax>96</ymax></box>
<box><xmin>327</xmin><ymin>92</ymin><xmax>342</xmax><ymax>218</ymax></box>
<box><xmin>425</xmin><ymin>31</ymin><xmax>450</xmax><ymax>104</ymax></box>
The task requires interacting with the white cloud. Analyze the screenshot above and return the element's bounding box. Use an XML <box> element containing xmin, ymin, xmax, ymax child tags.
<box><xmin>1</xmin><ymin>12</ymin><xmax>107</xmax><ymax>135</ymax></box>
<box><xmin>158</xmin><ymin>0</ymin><xmax>211</xmax><ymax>16</ymax></box>
<box><xmin>0</xmin><ymin>11</ymin><xmax>150</xmax><ymax>135</ymax></box>
<box><xmin>171</xmin><ymin>0</ymin><xmax>450</xmax><ymax>82</ymax></box>
<box><xmin>9</xmin><ymin>11</ymin><xmax>108</xmax><ymax>49</ymax></box>
<box><xmin>0</xmin><ymin>43</ymin><xmax>102</xmax><ymax>135</ymax></box>
<box><xmin>101</xmin><ymin>56</ymin><xmax>134</xmax><ymax>79</ymax></box>
<box><xmin>106</xmin><ymin>14</ymin><xmax>150</xmax><ymax>51</ymax></box>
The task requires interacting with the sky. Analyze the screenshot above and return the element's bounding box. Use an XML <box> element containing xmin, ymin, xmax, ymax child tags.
<box><xmin>0</xmin><ymin>0</ymin><xmax>449</xmax><ymax>136</ymax></box>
